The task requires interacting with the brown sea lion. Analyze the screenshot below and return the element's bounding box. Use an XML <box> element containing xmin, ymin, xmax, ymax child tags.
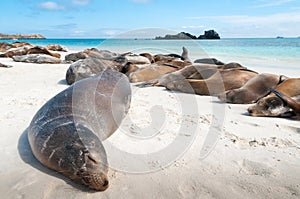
<box><xmin>127</xmin><ymin>61</ymin><xmax>191</xmax><ymax>83</ymax></box>
<box><xmin>142</xmin><ymin>62</ymin><xmax>246</xmax><ymax>87</ymax></box>
<box><xmin>28</xmin><ymin>69</ymin><xmax>131</xmax><ymax>191</ymax></box>
<box><xmin>248</xmin><ymin>78</ymin><xmax>300</xmax><ymax>117</ymax></box>
<box><xmin>165</xmin><ymin>68</ymin><xmax>258</xmax><ymax>96</ymax></box>
<box><xmin>0</xmin><ymin>42</ymin><xmax>14</xmax><ymax>52</ymax></box>
<box><xmin>218</xmin><ymin>73</ymin><xmax>287</xmax><ymax>104</ymax></box>
<box><xmin>46</xmin><ymin>44</ymin><xmax>68</xmax><ymax>52</ymax></box>
<box><xmin>11</xmin><ymin>41</ymin><xmax>33</xmax><ymax>48</ymax></box>
<box><xmin>140</xmin><ymin>53</ymin><xmax>155</xmax><ymax>63</ymax></box>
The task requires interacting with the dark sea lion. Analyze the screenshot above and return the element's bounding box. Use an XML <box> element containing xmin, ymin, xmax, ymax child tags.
<box><xmin>65</xmin><ymin>56</ymin><xmax>124</xmax><ymax>85</ymax></box>
<box><xmin>28</xmin><ymin>69</ymin><xmax>131</xmax><ymax>191</ymax></box>
<box><xmin>218</xmin><ymin>73</ymin><xmax>286</xmax><ymax>104</ymax></box>
<box><xmin>166</xmin><ymin>68</ymin><xmax>258</xmax><ymax>96</ymax></box>
<box><xmin>248</xmin><ymin>78</ymin><xmax>300</xmax><ymax>117</ymax></box>
<box><xmin>153</xmin><ymin>47</ymin><xmax>189</xmax><ymax>62</ymax></box>
<box><xmin>194</xmin><ymin>58</ymin><xmax>225</xmax><ymax>65</ymax></box>
<box><xmin>65</xmin><ymin>52</ymin><xmax>88</xmax><ymax>63</ymax></box>
<box><xmin>181</xmin><ymin>46</ymin><xmax>191</xmax><ymax>62</ymax></box>
<box><xmin>12</xmin><ymin>54</ymin><xmax>62</xmax><ymax>64</ymax></box>
<box><xmin>0</xmin><ymin>62</ymin><xmax>13</xmax><ymax>68</ymax></box>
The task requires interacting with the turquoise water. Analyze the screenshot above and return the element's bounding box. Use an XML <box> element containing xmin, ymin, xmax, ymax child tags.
<box><xmin>2</xmin><ymin>38</ymin><xmax>300</xmax><ymax>68</ymax></box>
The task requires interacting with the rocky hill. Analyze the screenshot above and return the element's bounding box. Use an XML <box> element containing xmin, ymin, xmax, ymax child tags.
<box><xmin>155</xmin><ymin>30</ymin><xmax>220</xmax><ymax>40</ymax></box>
<box><xmin>0</xmin><ymin>33</ymin><xmax>46</xmax><ymax>40</ymax></box>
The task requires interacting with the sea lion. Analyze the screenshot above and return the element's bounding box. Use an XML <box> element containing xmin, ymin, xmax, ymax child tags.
<box><xmin>194</xmin><ymin>58</ymin><xmax>224</xmax><ymax>65</ymax></box>
<box><xmin>12</xmin><ymin>54</ymin><xmax>62</xmax><ymax>64</ymax></box>
<box><xmin>12</xmin><ymin>41</ymin><xmax>33</xmax><ymax>48</ymax></box>
<box><xmin>218</xmin><ymin>73</ymin><xmax>287</xmax><ymax>104</ymax></box>
<box><xmin>127</xmin><ymin>61</ymin><xmax>191</xmax><ymax>83</ymax></box>
<box><xmin>181</xmin><ymin>46</ymin><xmax>191</xmax><ymax>62</ymax></box>
<box><xmin>65</xmin><ymin>56</ymin><xmax>126</xmax><ymax>85</ymax></box>
<box><xmin>140</xmin><ymin>53</ymin><xmax>155</xmax><ymax>63</ymax></box>
<box><xmin>153</xmin><ymin>46</ymin><xmax>190</xmax><ymax>62</ymax></box>
<box><xmin>0</xmin><ymin>46</ymin><xmax>60</xmax><ymax>58</ymax></box>
<box><xmin>0</xmin><ymin>42</ymin><xmax>14</xmax><ymax>52</ymax></box>
<box><xmin>165</xmin><ymin>68</ymin><xmax>258</xmax><ymax>96</ymax></box>
<box><xmin>248</xmin><ymin>78</ymin><xmax>300</xmax><ymax>117</ymax></box>
<box><xmin>142</xmin><ymin>62</ymin><xmax>247</xmax><ymax>87</ymax></box>
<box><xmin>0</xmin><ymin>62</ymin><xmax>13</xmax><ymax>68</ymax></box>
<box><xmin>65</xmin><ymin>52</ymin><xmax>88</xmax><ymax>63</ymax></box>
<box><xmin>28</xmin><ymin>69</ymin><xmax>131</xmax><ymax>191</ymax></box>
<box><xmin>46</xmin><ymin>44</ymin><xmax>68</xmax><ymax>52</ymax></box>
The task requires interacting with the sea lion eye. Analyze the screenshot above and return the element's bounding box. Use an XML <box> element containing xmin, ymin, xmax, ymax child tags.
<box><xmin>269</xmin><ymin>98</ymin><xmax>282</xmax><ymax>108</ymax></box>
<box><xmin>87</xmin><ymin>155</ymin><xmax>97</xmax><ymax>164</ymax></box>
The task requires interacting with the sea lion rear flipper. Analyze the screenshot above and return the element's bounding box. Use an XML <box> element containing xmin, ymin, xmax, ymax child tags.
<box><xmin>135</xmin><ymin>79</ymin><xmax>160</xmax><ymax>87</ymax></box>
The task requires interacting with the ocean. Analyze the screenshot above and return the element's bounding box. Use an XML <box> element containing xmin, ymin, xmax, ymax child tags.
<box><xmin>2</xmin><ymin>38</ymin><xmax>300</xmax><ymax>69</ymax></box>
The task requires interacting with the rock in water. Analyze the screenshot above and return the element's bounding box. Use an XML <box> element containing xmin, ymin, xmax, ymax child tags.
<box><xmin>198</xmin><ymin>30</ymin><xmax>220</xmax><ymax>39</ymax></box>
<box><xmin>28</xmin><ymin>69</ymin><xmax>131</xmax><ymax>191</ymax></box>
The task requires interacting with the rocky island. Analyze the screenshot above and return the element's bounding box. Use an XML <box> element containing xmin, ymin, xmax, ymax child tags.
<box><xmin>155</xmin><ymin>30</ymin><xmax>220</xmax><ymax>40</ymax></box>
<box><xmin>0</xmin><ymin>33</ymin><xmax>45</xmax><ymax>40</ymax></box>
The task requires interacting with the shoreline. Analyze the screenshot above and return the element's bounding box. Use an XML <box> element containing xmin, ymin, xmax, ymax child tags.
<box><xmin>1</xmin><ymin>38</ymin><xmax>299</xmax><ymax>66</ymax></box>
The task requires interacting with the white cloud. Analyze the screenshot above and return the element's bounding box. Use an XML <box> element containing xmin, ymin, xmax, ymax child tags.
<box><xmin>187</xmin><ymin>12</ymin><xmax>300</xmax><ymax>24</ymax></box>
<box><xmin>254</xmin><ymin>0</ymin><xmax>296</xmax><ymax>8</ymax></box>
<box><xmin>71</xmin><ymin>0</ymin><xmax>91</xmax><ymax>6</ymax></box>
<box><xmin>186</xmin><ymin>12</ymin><xmax>300</xmax><ymax>37</ymax></box>
<box><xmin>39</xmin><ymin>1</ymin><xmax>65</xmax><ymax>10</ymax></box>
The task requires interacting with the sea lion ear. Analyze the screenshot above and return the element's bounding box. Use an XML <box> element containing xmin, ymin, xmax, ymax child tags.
<box><xmin>279</xmin><ymin>75</ymin><xmax>289</xmax><ymax>83</ymax></box>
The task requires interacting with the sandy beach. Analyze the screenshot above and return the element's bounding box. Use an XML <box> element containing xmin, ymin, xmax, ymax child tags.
<box><xmin>0</xmin><ymin>49</ymin><xmax>299</xmax><ymax>199</ymax></box>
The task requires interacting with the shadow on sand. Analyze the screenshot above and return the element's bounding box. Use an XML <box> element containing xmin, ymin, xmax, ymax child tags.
<box><xmin>17</xmin><ymin>128</ymin><xmax>96</xmax><ymax>193</ymax></box>
<box><xmin>58</xmin><ymin>79</ymin><xmax>68</xmax><ymax>85</ymax></box>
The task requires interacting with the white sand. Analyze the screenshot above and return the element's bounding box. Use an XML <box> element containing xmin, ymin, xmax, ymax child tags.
<box><xmin>0</xmin><ymin>55</ymin><xmax>299</xmax><ymax>199</ymax></box>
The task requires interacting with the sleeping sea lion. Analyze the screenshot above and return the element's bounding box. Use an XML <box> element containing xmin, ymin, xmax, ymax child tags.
<box><xmin>28</xmin><ymin>69</ymin><xmax>131</xmax><ymax>191</ymax></box>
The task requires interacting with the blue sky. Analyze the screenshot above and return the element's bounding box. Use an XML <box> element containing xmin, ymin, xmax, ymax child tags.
<box><xmin>1</xmin><ymin>0</ymin><xmax>300</xmax><ymax>38</ymax></box>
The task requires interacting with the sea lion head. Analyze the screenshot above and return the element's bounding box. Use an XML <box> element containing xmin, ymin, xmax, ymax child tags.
<box><xmin>219</xmin><ymin>89</ymin><xmax>255</xmax><ymax>104</ymax></box>
<box><xmin>247</xmin><ymin>95</ymin><xmax>288</xmax><ymax>117</ymax></box>
<box><xmin>58</xmin><ymin>124</ymin><xmax>109</xmax><ymax>191</ymax></box>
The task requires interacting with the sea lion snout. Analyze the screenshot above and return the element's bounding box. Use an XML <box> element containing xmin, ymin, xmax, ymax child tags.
<box><xmin>82</xmin><ymin>172</ymin><xmax>109</xmax><ymax>191</ymax></box>
<box><xmin>247</xmin><ymin>107</ymin><xmax>254</xmax><ymax>115</ymax></box>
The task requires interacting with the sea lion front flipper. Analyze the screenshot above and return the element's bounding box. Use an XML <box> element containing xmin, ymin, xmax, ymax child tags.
<box><xmin>270</xmin><ymin>88</ymin><xmax>300</xmax><ymax>113</ymax></box>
